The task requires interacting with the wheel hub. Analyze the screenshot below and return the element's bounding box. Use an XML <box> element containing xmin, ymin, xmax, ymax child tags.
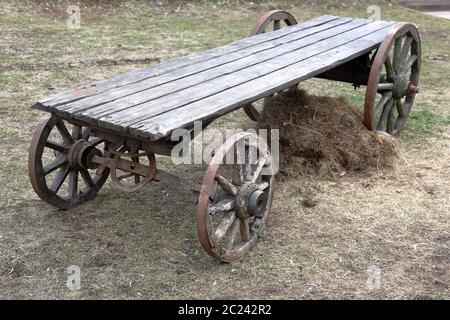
<box><xmin>68</xmin><ymin>140</ymin><xmax>102</xmax><ymax>170</ymax></box>
<box><xmin>235</xmin><ymin>182</ymin><xmax>268</xmax><ymax>219</ymax></box>
<box><xmin>407</xmin><ymin>82</ymin><xmax>419</xmax><ymax>95</ymax></box>
<box><xmin>392</xmin><ymin>75</ymin><xmax>409</xmax><ymax>99</ymax></box>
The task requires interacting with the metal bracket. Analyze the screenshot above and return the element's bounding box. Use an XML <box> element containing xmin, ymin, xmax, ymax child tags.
<box><xmin>251</xmin><ymin>218</ymin><xmax>265</xmax><ymax>237</ymax></box>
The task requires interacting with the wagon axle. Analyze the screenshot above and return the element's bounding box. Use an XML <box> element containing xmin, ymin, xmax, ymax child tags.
<box><xmin>67</xmin><ymin>140</ymin><xmax>102</xmax><ymax>171</ymax></box>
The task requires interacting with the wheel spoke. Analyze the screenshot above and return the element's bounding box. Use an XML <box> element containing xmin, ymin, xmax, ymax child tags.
<box><xmin>231</xmin><ymin>142</ymin><xmax>245</xmax><ymax>186</ymax></box>
<box><xmin>89</xmin><ymin>137</ymin><xmax>104</xmax><ymax>146</ymax></box>
<box><xmin>223</xmin><ymin>219</ymin><xmax>240</xmax><ymax>250</ymax></box>
<box><xmin>377</xmin><ymin>98</ymin><xmax>394</xmax><ymax>131</ymax></box>
<box><xmin>131</xmin><ymin>154</ymin><xmax>140</xmax><ymax>184</ymax></box>
<box><xmin>239</xmin><ymin>218</ymin><xmax>251</xmax><ymax>242</ymax></box>
<box><xmin>208</xmin><ymin>198</ymin><xmax>235</xmax><ymax>215</ymax></box>
<box><xmin>231</xmin><ymin>163</ymin><xmax>244</xmax><ymax>185</ymax></box>
<box><xmin>214</xmin><ymin>211</ymin><xmax>236</xmax><ymax>240</ymax></box>
<box><xmin>273</xmin><ymin>20</ymin><xmax>281</xmax><ymax>31</ymax></box>
<box><xmin>374</xmin><ymin>92</ymin><xmax>392</xmax><ymax>116</ymax></box>
<box><xmin>50</xmin><ymin>166</ymin><xmax>70</xmax><ymax>193</ymax></box>
<box><xmin>244</xmin><ymin>104</ymin><xmax>261</xmax><ymax>121</ymax></box>
<box><xmin>81</xmin><ymin>127</ymin><xmax>91</xmax><ymax>139</ymax></box>
<box><xmin>80</xmin><ymin>168</ymin><xmax>94</xmax><ymax>187</ymax></box>
<box><xmin>55</xmin><ymin>120</ymin><xmax>73</xmax><ymax>144</ymax></box>
<box><xmin>257</xmin><ymin>181</ymin><xmax>270</xmax><ymax>191</ymax></box>
<box><xmin>242</xmin><ymin>163</ymin><xmax>252</xmax><ymax>182</ymax></box>
<box><xmin>215</xmin><ymin>175</ymin><xmax>238</xmax><ymax>196</ymax></box>
<box><xmin>399</xmin><ymin>36</ymin><xmax>413</xmax><ymax>68</ymax></box>
<box><xmin>68</xmin><ymin>170</ymin><xmax>78</xmax><ymax>198</ymax></box>
<box><xmin>396</xmin><ymin>99</ymin><xmax>405</xmax><ymax>118</ymax></box>
<box><xmin>232</xmin><ymin>141</ymin><xmax>247</xmax><ymax>185</ymax></box>
<box><xmin>45</xmin><ymin>140</ymin><xmax>69</xmax><ymax>154</ymax></box>
<box><xmin>250</xmin><ymin>153</ymin><xmax>269</xmax><ymax>182</ymax></box>
<box><xmin>384</xmin><ymin>56</ymin><xmax>395</xmax><ymax>78</ymax></box>
<box><xmin>43</xmin><ymin>156</ymin><xmax>67</xmax><ymax>175</ymax></box>
<box><xmin>244</xmin><ymin>143</ymin><xmax>259</xmax><ymax>181</ymax></box>
<box><xmin>393</xmin><ymin>37</ymin><xmax>403</xmax><ymax>73</ymax></box>
<box><xmin>72</xmin><ymin>125</ymin><xmax>82</xmax><ymax>140</ymax></box>
<box><xmin>402</xmin><ymin>54</ymin><xmax>417</xmax><ymax>72</ymax></box>
<box><xmin>387</xmin><ymin>104</ymin><xmax>395</xmax><ymax>133</ymax></box>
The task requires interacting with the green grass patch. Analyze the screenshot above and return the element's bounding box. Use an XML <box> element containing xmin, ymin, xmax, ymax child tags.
<box><xmin>0</xmin><ymin>126</ymin><xmax>22</xmax><ymax>141</ymax></box>
<box><xmin>343</xmin><ymin>90</ymin><xmax>366</xmax><ymax>111</ymax></box>
<box><xmin>0</xmin><ymin>74</ymin><xmax>9</xmax><ymax>85</ymax></box>
<box><xmin>401</xmin><ymin>105</ymin><xmax>450</xmax><ymax>140</ymax></box>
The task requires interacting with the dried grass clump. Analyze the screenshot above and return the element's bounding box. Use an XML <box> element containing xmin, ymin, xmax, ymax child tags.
<box><xmin>257</xmin><ymin>88</ymin><xmax>398</xmax><ymax>178</ymax></box>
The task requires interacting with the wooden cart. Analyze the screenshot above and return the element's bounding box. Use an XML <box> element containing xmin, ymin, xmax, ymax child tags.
<box><xmin>29</xmin><ymin>11</ymin><xmax>421</xmax><ymax>261</ymax></box>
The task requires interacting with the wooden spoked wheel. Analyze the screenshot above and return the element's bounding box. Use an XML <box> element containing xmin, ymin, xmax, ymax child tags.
<box><xmin>197</xmin><ymin>132</ymin><xmax>275</xmax><ymax>262</ymax></box>
<box><xmin>28</xmin><ymin>116</ymin><xmax>109</xmax><ymax>209</ymax></box>
<box><xmin>364</xmin><ymin>23</ymin><xmax>421</xmax><ymax>136</ymax></box>
<box><xmin>243</xmin><ymin>10</ymin><xmax>298</xmax><ymax>121</ymax></box>
<box><xmin>109</xmin><ymin>146</ymin><xmax>156</xmax><ymax>193</ymax></box>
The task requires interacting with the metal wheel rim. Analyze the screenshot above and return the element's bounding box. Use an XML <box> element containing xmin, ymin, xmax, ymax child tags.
<box><xmin>364</xmin><ymin>23</ymin><xmax>421</xmax><ymax>136</ymax></box>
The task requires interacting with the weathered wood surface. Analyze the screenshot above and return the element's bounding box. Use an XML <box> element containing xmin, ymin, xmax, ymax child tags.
<box><xmin>132</xmin><ymin>23</ymin><xmax>394</xmax><ymax>140</ymax></box>
<box><xmin>33</xmin><ymin>15</ymin><xmax>395</xmax><ymax>141</ymax></box>
<box><xmin>98</xmin><ymin>19</ymin><xmax>380</xmax><ymax>131</ymax></box>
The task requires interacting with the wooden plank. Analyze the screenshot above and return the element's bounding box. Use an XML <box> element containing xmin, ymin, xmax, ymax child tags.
<box><xmin>89</xmin><ymin>20</ymin><xmax>391</xmax><ymax>133</ymax></box>
<box><xmin>61</xmin><ymin>17</ymin><xmax>356</xmax><ymax>120</ymax></box>
<box><xmin>34</xmin><ymin>15</ymin><xmax>339</xmax><ymax>110</ymax></box>
<box><xmin>130</xmin><ymin>24</ymin><xmax>394</xmax><ymax>140</ymax></box>
<box><xmin>55</xmin><ymin>17</ymin><xmax>352</xmax><ymax>119</ymax></box>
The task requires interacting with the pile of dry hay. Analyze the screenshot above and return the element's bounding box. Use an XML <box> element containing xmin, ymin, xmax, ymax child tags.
<box><xmin>257</xmin><ymin>88</ymin><xmax>398</xmax><ymax>178</ymax></box>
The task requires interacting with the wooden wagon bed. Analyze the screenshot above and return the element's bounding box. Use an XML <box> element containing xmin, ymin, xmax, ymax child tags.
<box><xmin>33</xmin><ymin>15</ymin><xmax>396</xmax><ymax>141</ymax></box>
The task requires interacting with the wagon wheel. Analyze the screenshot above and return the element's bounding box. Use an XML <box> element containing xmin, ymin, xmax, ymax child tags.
<box><xmin>197</xmin><ymin>132</ymin><xmax>275</xmax><ymax>262</ymax></box>
<box><xmin>243</xmin><ymin>10</ymin><xmax>298</xmax><ymax>121</ymax></box>
<box><xmin>249</xmin><ymin>10</ymin><xmax>298</xmax><ymax>36</ymax></box>
<box><xmin>109</xmin><ymin>146</ymin><xmax>156</xmax><ymax>193</ymax></box>
<box><xmin>28</xmin><ymin>116</ymin><xmax>109</xmax><ymax>209</ymax></box>
<box><xmin>364</xmin><ymin>23</ymin><xmax>421</xmax><ymax>136</ymax></box>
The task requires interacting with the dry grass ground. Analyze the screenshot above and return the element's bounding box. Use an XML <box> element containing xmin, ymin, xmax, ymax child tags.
<box><xmin>0</xmin><ymin>0</ymin><xmax>448</xmax><ymax>299</ymax></box>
